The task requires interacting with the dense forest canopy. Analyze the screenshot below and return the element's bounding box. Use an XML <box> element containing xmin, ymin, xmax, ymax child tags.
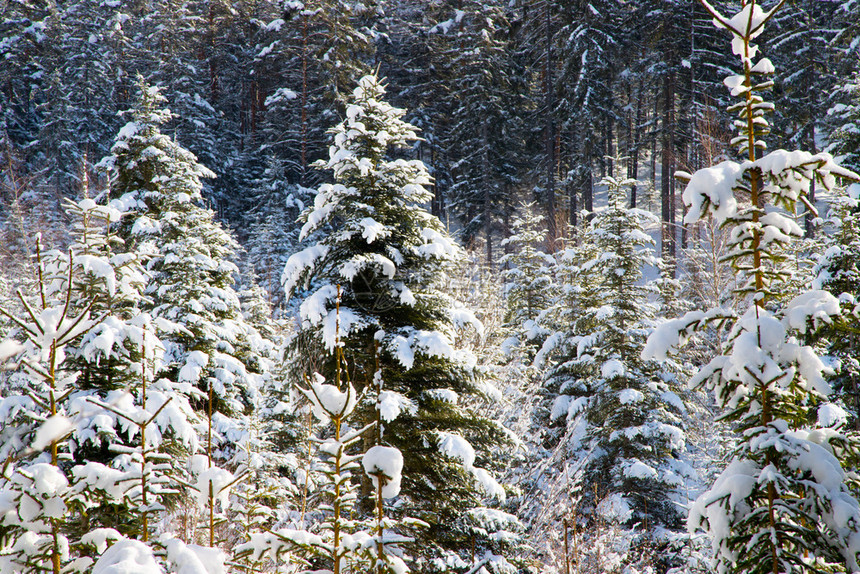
<box><xmin>1</xmin><ymin>0</ymin><xmax>860</xmax><ymax>573</ymax></box>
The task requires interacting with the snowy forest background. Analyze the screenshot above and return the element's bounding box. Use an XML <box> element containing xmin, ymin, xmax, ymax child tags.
<box><xmin>1</xmin><ymin>0</ymin><xmax>860</xmax><ymax>573</ymax></box>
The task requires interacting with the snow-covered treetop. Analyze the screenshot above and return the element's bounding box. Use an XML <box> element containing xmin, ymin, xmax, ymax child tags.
<box><xmin>294</xmin><ymin>74</ymin><xmax>439</xmax><ymax>246</ymax></box>
<box><xmin>676</xmin><ymin>1</ymin><xmax>860</xmax><ymax>301</ymax></box>
<box><xmin>282</xmin><ymin>74</ymin><xmax>470</xmax><ymax>357</ymax></box>
<box><xmin>701</xmin><ymin>0</ymin><xmax>771</xmax><ymax>58</ymax></box>
<box><xmin>316</xmin><ymin>75</ymin><xmax>426</xmax><ymax>185</ymax></box>
<box><xmin>100</xmin><ymin>76</ymin><xmax>215</xmax><ymax>224</ymax></box>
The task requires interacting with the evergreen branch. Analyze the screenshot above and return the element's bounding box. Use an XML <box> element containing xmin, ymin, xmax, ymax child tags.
<box><xmin>15</xmin><ymin>289</ymin><xmax>45</xmax><ymax>336</ymax></box>
<box><xmin>58</xmin><ymin>249</ymin><xmax>75</xmax><ymax>327</ymax></box>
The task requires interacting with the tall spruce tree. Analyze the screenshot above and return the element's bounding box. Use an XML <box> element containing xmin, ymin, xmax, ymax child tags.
<box><xmin>535</xmin><ymin>175</ymin><xmax>691</xmax><ymax>573</ymax></box>
<box><xmin>816</xmin><ymin>80</ymin><xmax>860</xmax><ymax>425</ymax></box>
<box><xmin>104</xmin><ymin>78</ymin><xmax>269</xmax><ymax>425</ymax></box>
<box><xmin>647</xmin><ymin>2</ymin><xmax>860</xmax><ymax>572</ymax></box>
<box><xmin>282</xmin><ymin>74</ymin><xmax>513</xmax><ymax>569</ymax></box>
<box><xmin>813</xmin><ymin>185</ymin><xmax>860</xmax><ymax>428</ymax></box>
<box><xmin>102</xmin><ymin>81</ymin><xmax>277</xmax><ymax>555</ymax></box>
<box><xmin>499</xmin><ymin>204</ymin><xmax>555</xmax><ymax>361</ymax></box>
<box><xmin>245</xmin><ymin>155</ymin><xmax>313</xmax><ymax>309</ymax></box>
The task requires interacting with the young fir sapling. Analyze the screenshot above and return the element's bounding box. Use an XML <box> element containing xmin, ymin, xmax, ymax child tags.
<box><xmin>645</xmin><ymin>1</ymin><xmax>860</xmax><ymax>573</ymax></box>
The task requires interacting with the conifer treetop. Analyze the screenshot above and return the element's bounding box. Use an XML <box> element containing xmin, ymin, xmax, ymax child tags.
<box><xmin>101</xmin><ymin>77</ymin><xmax>215</xmax><ymax>219</ymax></box>
<box><xmin>283</xmin><ymin>73</ymin><xmax>475</xmax><ymax>360</ymax></box>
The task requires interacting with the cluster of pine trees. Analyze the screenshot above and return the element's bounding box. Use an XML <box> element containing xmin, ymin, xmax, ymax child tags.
<box><xmin>1</xmin><ymin>0</ymin><xmax>860</xmax><ymax>573</ymax></box>
<box><xmin>3</xmin><ymin>0</ymin><xmax>860</xmax><ymax>277</ymax></box>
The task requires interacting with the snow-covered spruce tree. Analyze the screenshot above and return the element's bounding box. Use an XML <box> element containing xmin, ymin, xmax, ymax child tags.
<box><xmin>829</xmin><ymin>73</ymin><xmax>860</xmax><ymax>174</ymax></box>
<box><xmin>228</xmin><ymin>279</ymin><xmax>302</xmax><ymax>561</ymax></box>
<box><xmin>105</xmin><ymin>78</ymin><xmax>271</xmax><ymax>437</ymax></box>
<box><xmin>513</xmin><ymin>217</ymin><xmax>602</xmax><ymax>568</ymax></box>
<box><xmin>102</xmin><ymin>77</ymin><xmax>276</xmax><ymax>551</ymax></box>
<box><xmin>499</xmin><ymin>204</ymin><xmax>556</xmax><ymax>362</ymax></box>
<box><xmin>41</xmin><ymin>193</ymin><xmax>199</xmax><ymax>544</ymax></box>
<box><xmin>227</xmin><ymin>418</ymin><xmax>301</xmax><ymax>574</ymax></box>
<box><xmin>532</xmin><ymin>226</ymin><xmax>601</xmax><ymax>445</ymax></box>
<box><xmin>0</xmin><ymin>197</ymin><xmax>205</xmax><ymax>572</ymax></box>
<box><xmin>536</xmin><ymin>175</ymin><xmax>691</xmax><ymax>572</ymax></box>
<box><xmin>646</xmin><ymin>2</ymin><xmax>860</xmax><ymax>572</ymax></box>
<box><xmin>245</xmin><ymin>155</ymin><xmax>314</xmax><ymax>309</ymax></box>
<box><xmin>812</xmin><ymin>185</ymin><xmax>860</xmax><ymax>427</ymax></box>
<box><xmin>282</xmin><ymin>74</ymin><xmax>511</xmax><ymax>568</ymax></box>
<box><xmin>238</xmin><ymin>367</ymin><xmax>375</xmax><ymax>573</ymax></box>
<box><xmin>0</xmin><ymin>241</ymin><xmax>91</xmax><ymax>574</ymax></box>
<box><xmin>815</xmin><ymin>73</ymin><xmax>860</xmax><ymax>426</ymax></box>
<box><xmin>0</xmin><ymin>234</ymin><xmax>170</xmax><ymax>573</ymax></box>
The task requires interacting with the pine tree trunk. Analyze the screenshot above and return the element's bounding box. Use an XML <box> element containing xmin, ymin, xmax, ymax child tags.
<box><xmin>661</xmin><ymin>71</ymin><xmax>676</xmax><ymax>274</ymax></box>
<box><xmin>651</xmin><ymin>92</ymin><xmax>658</xmax><ymax>202</ymax></box>
<box><xmin>630</xmin><ymin>80</ymin><xmax>644</xmax><ymax>208</ymax></box>
<box><xmin>606</xmin><ymin>114</ymin><xmax>614</xmax><ymax>176</ymax></box>
<box><xmin>806</xmin><ymin>123</ymin><xmax>817</xmax><ymax>237</ymax></box>
<box><xmin>483</xmin><ymin>122</ymin><xmax>493</xmax><ymax>265</ymax></box>
<box><xmin>544</xmin><ymin>0</ymin><xmax>557</xmax><ymax>251</ymax></box>
<box><xmin>300</xmin><ymin>11</ymin><xmax>309</xmax><ymax>187</ymax></box>
<box><xmin>583</xmin><ymin>138</ymin><xmax>594</xmax><ymax>219</ymax></box>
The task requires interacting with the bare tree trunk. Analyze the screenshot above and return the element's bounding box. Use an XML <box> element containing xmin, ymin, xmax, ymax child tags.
<box><xmin>483</xmin><ymin>122</ymin><xmax>493</xmax><ymax>265</ymax></box>
<box><xmin>661</xmin><ymin>71</ymin><xmax>676</xmax><ymax>275</ymax></box>
<box><xmin>607</xmin><ymin>114</ymin><xmax>615</xmax><ymax>176</ymax></box>
<box><xmin>544</xmin><ymin>0</ymin><xmax>557</xmax><ymax>251</ymax></box>
<box><xmin>208</xmin><ymin>2</ymin><xmax>218</xmax><ymax>102</ymax></box>
<box><xmin>651</xmin><ymin>89</ymin><xmax>658</xmax><ymax>200</ymax></box>
<box><xmin>300</xmin><ymin>11</ymin><xmax>309</xmax><ymax>187</ymax></box>
<box><xmin>630</xmin><ymin>80</ymin><xmax>644</xmax><ymax>208</ymax></box>
<box><xmin>583</xmin><ymin>139</ymin><xmax>594</xmax><ymax>219</ymax></box>
<box><xmin>805</xmin><ymin>124</ymin><xmax>817</xmax><ymax>237</ymax></box>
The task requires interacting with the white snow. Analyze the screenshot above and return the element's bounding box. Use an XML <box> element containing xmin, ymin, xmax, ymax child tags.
<box><xmin>601</xmin><ymin>359</ymin><xmax>625</xmax><ymax>380</ymax></box>
<box><xmin>92</xmin><ymin>539</ymin><xmax>163</xmax><ymax>574</ymax></box>
<box><xmin>751</xmin><ymin>58</ymin><xmax>775</xmax><ymax>74</ymax></box>
<box><xmin>302</xmin><ymin>375</ymin><xmax>358</xmax><ymax>420</ymax></box>
<box><xmin>81</xmin><ymin>529</ymin><xmax>123</xmax><ymax>554</ymax></box>
<box><xmin>262</xmin><ymin>18</ymin><xmax>284</xmax><ymax>32</ymax></box>
<box><xmin>597</xmin><ymin>493</ymin><xmax>632</xmax><ymax>523</ymax></box>
<box><xmin>617</xmin><ymin>388</ymin><xmax>644</xmax><ymax>405</ymax></box>
<box><xmin>192</xmin><ymin>465</ymin><xmax>235</xmax><ymax>512</ymax></box>
<box><xmin>449</xmin><ymin>306</ymin><xmax>484</xmax><ymax>335</ymax></box>
<box><xmin>363</xmin><ymin>445</ymin><xmax>403</xmax><ymax>498</ymax></box>
<box><xmin>784</xmin><ymin>290</ymin><xmax>841</xmax><ymax>334</ymax></box>
<box><xmin>550</xmin><ymin>395</ymin><xmax>572</xmax><ymax>422</ymax></box>
<box><xmin>0</xmin><ymin>340</ymin><xmax>24</xmax><ymax>362</ymax></box>
<box><xmin>437</xmin><ymin>432</ymin><xmax>475</xmax><ymax>469</ymax></box>
<box><xmin>116</xmin><ymin>121</ymin><xmax>140</xmax><ymax>141</ymax></box>
<box><xmin>471</xmin><ymin>467</ymin><xmax>506</xmax><ymax>501</ymax></box>
<box><xmin>680</xmin><ymin>161</ymin><xmax>742</xmax><ymax>225</ymax></box>
<box><xmin>425</xmin><ymin>388</ymin><xmax>458</xmax><ymax>405</ymax></box>
<box><xmin>178</xmin><ymin>351</ymin><xmax>208</xmax><ymax>384</ymax></box>
<box><xmin>818</xmin><ymin>403</ymin><xmax>848</xmax><ymax>428</ymax></box>
<box><xmin>625</xmin><ymin>460</ymin><xmax>658</xmax><ymax>479</ymax></box>
<box><xmin>281</xmin><ymin>244</ymin><xmax>330</xmax><ymax>298</ymax></box>
<box><xmin>28</xmin><ymin>463</ymin><xmax>69</xmax><ymax>499</ymax></box>
<box><xmin>71</xmin><ymin>462</ymin><xmax>130</xmax><ymax>501</ymax></box>
<box><xmin>377</xmin><ymin>390</ymin><xmax>416</xmax><ymax>422</ymax></box>
<box><xmin>164</xmin><ymin>538</ymin><xmax>227</xmax><ymax>574</ymax></box>
<box><xmin>298</xmin><ymin>284</ymin><xmax>337</xmax><ymax>327</ymax></box>
<box><xmin>31</xmin><ymin>415</ymin><xmax>74</xmax><ymax>451</ymax></box>
<box><xmin>236</xmin><ymin>529</ymin><xmax>323</xmax><ymax>563</ymax></box>
<box><xmin>359</xmin><ymin>217</ymin><xmax>387</xmax><ymax>243</ymax></box>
